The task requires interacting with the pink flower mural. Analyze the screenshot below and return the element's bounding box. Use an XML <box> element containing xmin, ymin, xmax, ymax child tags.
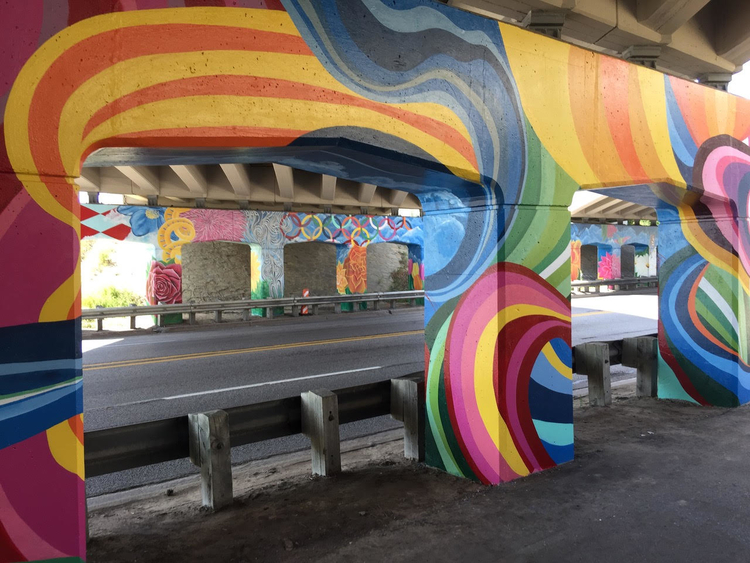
<box><xmin>598</xmin><ymin>252</ymin><xmax>620</xmax><ymax>280</ymax></box>
<box><xmin>180</xmin><ymin>209</ymin><xmax>246</xmax><ymax>242</ymax></box>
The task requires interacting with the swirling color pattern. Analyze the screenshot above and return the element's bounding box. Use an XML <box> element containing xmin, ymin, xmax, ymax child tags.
<box><xmin>4</xmin><ymin>1</ymin><xmax>750</xmax><ymax>560</ymax></box>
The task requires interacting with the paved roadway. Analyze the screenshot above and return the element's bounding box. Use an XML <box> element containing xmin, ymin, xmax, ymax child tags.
<box><xmin>84</xmin><ymin>291</ymin><xmax>657</xmax><ymax>497</ymax></box>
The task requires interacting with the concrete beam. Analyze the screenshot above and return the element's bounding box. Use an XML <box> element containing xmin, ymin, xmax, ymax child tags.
<box><xmin>171</xmin><ymin>165</ymin><xmax>208</xmax><ymax>196</ymax></box>
<box><xmin>713</xmin><ymin>3</ymin><xmax>750</xmax><ymax>64</ymax></box>
<box><xmin>115</xmin><ymin>165</ymin><xmax>160</xmax><ymax>195</ymax></box>
<box><xmin>390</xmin><ymin>190</ymin><xmax>408</xmax><ymax>208</ymax></box>
<box><xmin>357</xmin><ymin>183</ymin><xmax>377</xmax><ymax>204</ymax></box>
<box><xmin>220</xmin><ymin>163</ymin><xmax>253</xmax><ymax>198</ymax></box>
<box><xmin>273</xmin><ymin>163</ymin><xmax>294</xmax><ymax>200</ymax></box>
<box><xmin>637</xmin><ymin>0</ymin><xmax>710</xmax><ymax>35</ymax></box>
<box><xmin>76</xmin><ymin>168</ymin><xmax>100</xmax><ymax>192</ymax></box>
<box><xmin>321</xmin><ymin>174</ymin><xmax>337</xmax><ymax>201</ymax></box>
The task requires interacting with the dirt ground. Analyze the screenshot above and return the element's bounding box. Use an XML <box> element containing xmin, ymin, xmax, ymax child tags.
<box><xmin>88</xmin><ymin>385</ymin><xmax>750</xmax><ymax>563</ymax></box>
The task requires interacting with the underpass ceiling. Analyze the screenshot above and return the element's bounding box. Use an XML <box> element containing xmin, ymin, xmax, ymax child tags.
<box><xmin>77</xmin><ymin>162</ymin><xmax>420</xmax><ymax>214</ymax></box>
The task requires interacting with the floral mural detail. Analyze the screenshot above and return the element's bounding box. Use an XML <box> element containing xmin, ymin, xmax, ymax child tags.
<box><xmin>146</xmin><ymin>261</ymin><xmax>182</xmax><ymax>305</ymax></box>
<box><xmin>181</xmin><ymin>209</ymin><xmax>246</xmax><ymax>242</ymax></box>
<box><xmin>117</xmin><ymin>206</ymin><xmax>165</xmax><ymax>236</ymax></box>
<box><xmin>344</xmin><ymin>245</ymin><xmax>367</xmax><ymax>294</ymax></box>
<box><xmin>408</xmin><ymin>259</ymin><xmax>424</xmax><ymax>290</ymax></box>
<box><xmin>336</xmin><ymin>262</ymin><xmax>348</xmax><ymax>293</ymax></box>
<box><xmin>598</xmin><ymin>252</ymin><xmax>620</xmax><ymax>280</ymax></box>
<box><xmin>570</xmin><ymin>240</ymin><xmax>582</xmax><ymax>282</ymax></box>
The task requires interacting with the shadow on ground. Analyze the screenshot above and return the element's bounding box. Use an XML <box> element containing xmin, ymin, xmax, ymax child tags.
<box><xmin>89</xmin><ymin>397</ymin><xmax>750</xmax><ymax>563</ymax></box>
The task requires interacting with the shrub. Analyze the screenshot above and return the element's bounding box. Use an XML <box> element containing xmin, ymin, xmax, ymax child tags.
<box><xmin>82</xmin><ymin>286</ymin><xmax>146</xmax><ymax>309</ymax></box>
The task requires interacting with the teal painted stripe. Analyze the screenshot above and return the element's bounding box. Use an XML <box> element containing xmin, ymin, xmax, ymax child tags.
<box><xmin>532</xmin><ymin>419</ymin><xmax>573</xmax><ymax>446</ymax></box>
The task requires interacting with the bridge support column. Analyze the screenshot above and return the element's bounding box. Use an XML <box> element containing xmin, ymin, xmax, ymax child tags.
<box><xmin>654</xmin><ymin>204</ymin><xmax>750</xmax><ymax>407</ymax></box>
<box><xmin>0</xmin><ymin>174</ymin><xmax>86</xmax><ymax>560</ymax></box>
<box><xmin>421</xmin><ymin>195</ymin><xmax>575</xmax><ymax>485</ymax></box>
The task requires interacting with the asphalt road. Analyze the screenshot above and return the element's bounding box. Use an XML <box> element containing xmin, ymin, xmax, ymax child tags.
<box><xmin>84</xmin><ymin>292</ymin><xmax>657</xmax><ymax>497</ymax></box>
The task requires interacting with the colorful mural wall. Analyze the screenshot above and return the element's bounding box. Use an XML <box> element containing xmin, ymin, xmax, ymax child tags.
<box><xmin>4</xmin><ymin>1</ymin><xmax>750</xmax><ymax>560</ymax></box>
<box><xmin>80</xmin><ymin>205</ymin><xmax>423</xmax><ymax>307</ymax></box>
<box><xmin>570</xmin><ymin>224</ymin><xmax>657</xmax><ymax>282</ymax></box>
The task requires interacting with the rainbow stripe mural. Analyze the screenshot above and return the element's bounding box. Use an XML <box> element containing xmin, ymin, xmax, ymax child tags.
<box><xmin>3</xmin><ymin>0</ymin><xmax>750</xmax><ymax>560</ymax></box>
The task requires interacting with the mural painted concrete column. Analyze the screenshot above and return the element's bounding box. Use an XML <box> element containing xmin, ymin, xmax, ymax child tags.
<box><xmin>422</xmin><ymin>190</ymin><xmax>577</xmax><ymax>485</ymax></box>
<box><xmin>656</xmin><ymin>202</ymin><xmax>750</xmax><ymax>407</ymax></box>
<box><xmin>0</xmin><ymin>177</ymin><xmax>86</xmax><ymax>562</ymax></box>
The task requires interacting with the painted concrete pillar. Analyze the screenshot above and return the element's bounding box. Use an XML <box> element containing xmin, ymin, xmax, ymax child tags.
<box><xmin>422</xmin><ymin>193</ymin><xmax>575</xmax><ymax>485</ymax></box>
<box><xmin>656</xmin><ymin>207</ymin><xmax>750</xmax><ymax>407</ymax></box>
<box><xmin>0</xmin><ymin>176</ymin><xmax>86</xmax><ymax>561</ymax></box>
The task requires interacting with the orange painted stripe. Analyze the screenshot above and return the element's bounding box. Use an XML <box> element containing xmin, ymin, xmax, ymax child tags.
<box><xmin>598</xmin><ymin>58</ymin><xmax>649</xmax><ymax>181</ymax></box>
<box><xmin>567</xmin><ymin>49</ymin><xmax>630</xmax><ymax>184</ymax></box>
<box><xmin>627</xmin><ymin>66</ymin><xmax>669</xmax><ymax>183</ymax></box>
<box><xmin>68</xmin><ymin>414</ymin><xmax>84</xmax><ymax>444</ymax></box>
<box><xmin>80</xmin><ymin>75</ymin><xmax>478</xmax><ymax>169</ymax></box>
<box><xmin>27</xmin><ymin>24</ymin><xmax>313</xmax><ymax>188</ymax></box>
<box><xmin>81</xmin><ymin>126</ymin><xmax>308</xmax><ymax>161</ymax></box>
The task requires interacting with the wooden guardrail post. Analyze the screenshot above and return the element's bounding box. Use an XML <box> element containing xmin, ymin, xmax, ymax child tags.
<box><xmin>301</xmin><ymin>389</ymin><xmax>341</xmax><ymax>476</ymax></box>
<box><xmin>574</xmin><ymin>342</ymin><xmax>611</xmax><ymax>406</ymax></box>
<box><xmin>242</xmin><ymin>309</ymin><xmax>250</xmax><ymax>321</ymax></box>
<box><xmin>130</xmin><ymin>303</ymin><xmax>137</xmax><ymax>330</ymax></box>
<box><xmin>96</xmin><ymin>306</ymin><xmax>104</xmax><ymax>331</ymax></box>
<box><xmin>214</xmin><ymin>310</ymin><xmax>222</xmax><ymax>323</ymax></box>
<box><xmin>291</xmin><ymin>304</ymin><xmax>300</xmax><ymax>317</ymax></box>
<box><xmin>265</xmin><ymin>307</ymin><xmax>273</xmax><ymax>319</ymax></box>
<box><xmin>312</xmin><ymin>304</ymin><xmax>319</xmax><ymax>315</ymax></box>
<box><xmin>188</xmin><ymin>410</ymin><xmax>233</xmax><ymax>510</ymax></box>
<box><xmin>334</xmin><ymin>303</ymin><xmax>342</xmax><ymax>314</ymax></box>
<box><xmin>188</xmin><ymin>311</ymin><xmax>196</xmax><ymax>324</ymax></box>
<box><xmin>390</xmin><ymin>377</ymin><xmax>425</xmax><ymax>461</ymax></box>
<box><xmin>623</xmin><ymin>336</ymin><xmax>658</xmax><ymax>398</ymax></box>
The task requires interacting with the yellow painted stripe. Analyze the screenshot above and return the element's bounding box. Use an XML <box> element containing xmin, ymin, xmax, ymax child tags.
<box><xmin>541</xmin><ymin>342</ymin><xmax>572</xmax><ymax>380</ymax></box>
<box><xmin>83</xmin><ymin>330</ymin><xmax>425</xmax><ymax>371</ymax></box>
<box><xmin>82</xmin><ymin>95</ymin><xmax>480</xmax><ymax>183</ymax></box>
<box><xmin>572</xmin><ymin>310</ymin><xmax>612</xmax><ymax>318</ymax></box>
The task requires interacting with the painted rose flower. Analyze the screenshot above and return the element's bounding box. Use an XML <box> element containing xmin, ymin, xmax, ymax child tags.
<box><xmin>117</xmin><ymin>206</ymin><xmax>165</xmax><ymax>236</ymax></box>
<box><xmin>181</xmin><ymin>209</ymin><xmax>246</xmax><ymax>242</ymax></box>
<box><xmin>570</xmin><ymin>240</ymin><xmax>582</xmax><ymax>282</ymax></box>
<box><xmin>345</xmin><ymin>245</ymin><xmax>367</xmax><ymax>294</ymax></box>
<box><xmin>146</xmin><ymin>261</ymin><xmax>182</xmax><ymax>305</ymax></box>
<box><xmin>336</xmin><ymin>262</ymin><xmax>348</xmax><ymax>294</ymax></box>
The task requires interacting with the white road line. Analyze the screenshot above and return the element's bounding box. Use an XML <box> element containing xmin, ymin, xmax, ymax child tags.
<box><xmin>89</xmin><ymin>366</ymin><xmax>383</xmax><ymax>409</ymax></box>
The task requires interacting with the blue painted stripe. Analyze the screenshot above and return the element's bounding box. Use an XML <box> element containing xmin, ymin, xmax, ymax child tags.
<box><xmin>0</xmin><ymin>380</ymin><xmax>82</xmax><ymax>449</ymax></box>
<box><xmin>528</xmin><ymin>378</ymin><xmax>573</xmax><ymax>424</ymax></box>
<box><xmin>0</xmin><ymin>369</ymin><xmax>81</xmax><ymax>396</ymax></box>
<box><xmin>0</xmin><ymin>358</ymin><xmax>82</xmax><ymax>376</ymax></box>
<box><xmin>0</xmin><ymin>319</ymin><xmax>81</xmax><ymax>364</ymax></box>
<box><xmin>549</xmin><ymin>338</ymin><xmax>571</xmax><ymax>368</ymax></box>
<box><xmin>529</xmin><ymin>349</ymin><xmax>572</xmax><ymax>395</ymax></box>
<box><xmin>540</xmin><ymin>440</ymin><xmax>574</xmax><ymax>465</ymax></box>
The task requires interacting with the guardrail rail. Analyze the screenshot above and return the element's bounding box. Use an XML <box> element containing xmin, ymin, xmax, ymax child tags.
<box><xmin>83</xmin><ymin>290</ymin><xmax>426</xmax><ymax>330</ymax></box>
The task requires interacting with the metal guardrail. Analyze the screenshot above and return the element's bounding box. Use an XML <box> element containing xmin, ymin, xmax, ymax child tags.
<box><xmin>84</xmin><ymin>334</ymin><xmax>659</xmax><ymax>479</ymax></box>
<box><xmin>85</xmin><ymin>379</ymin><xmax>395</xmax><ymax>478</ymax></box>
<box><xmin>82</xmin><ymin>290</ymin><xmax>425</xmax><ymax>330</ymax></box>
<box><xmin>572</xmin><ymin>276</ymin><xmax>657</xmax><ymax>293</ymax></box>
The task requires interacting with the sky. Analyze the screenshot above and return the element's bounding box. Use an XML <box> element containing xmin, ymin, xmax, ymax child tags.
<box><xmin>729</xmin><ymin>65</ymin><xmax>750</xmax><ymax>99</ymax></box>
